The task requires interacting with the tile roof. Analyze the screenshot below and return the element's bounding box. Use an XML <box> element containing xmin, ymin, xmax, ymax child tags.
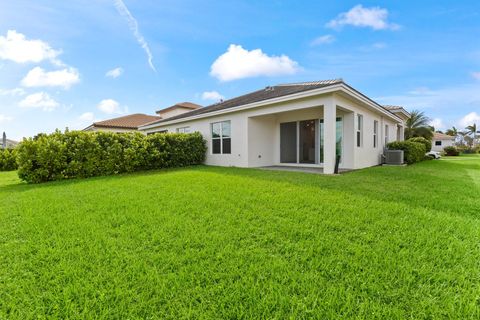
<box><xmin>434</xmin><ymin>132</ymin><xmax>456</xmax><ymax>140</ymax></box>
<box><xmin>156</xmin><ymin>102</ymin><xmax>202</xmax><ymax>114</ymax></box>
<box><xmin>92</xmin><ymin>113</ymin><xmax>162</xmax><ymax>130</ymax></box>
<box><xmin>146</xmin><ymin>79</ymin><xmax>344</xmax><ymax>126</ymax></box>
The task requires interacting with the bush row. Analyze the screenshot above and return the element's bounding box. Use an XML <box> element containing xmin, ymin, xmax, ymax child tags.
<box><xmin>408</xmin><ymin>137</ymin><xmax>432</xmax><ymax>152</ymax></box>
<box><xmin>443</xmin><ymin>146</ymin><xmax>460</xmax><ymax>156</ymax></box>
<box><xmin>387</xmin><ymin>140</ymin><xmax>427</xmax><ymax>164</ymax></box>
<box><xmin>0</xmin><ymin>148</ymin><xmax>18</xmax><ymax>171</ymax></box>
<box><xmin>17</xmin><ymin>130</ymin><xmax>207</xmax><ymax>183</ymax></box>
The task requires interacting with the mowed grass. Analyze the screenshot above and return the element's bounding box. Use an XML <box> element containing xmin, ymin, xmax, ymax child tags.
<box><xmin>1</xmin><ymin>156</ymin><xmax>480</xmax><ymax>319</ymax></box>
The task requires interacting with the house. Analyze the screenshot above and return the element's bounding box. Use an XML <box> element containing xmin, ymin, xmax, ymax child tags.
<box><xmin>83</xmin><ymin>103</ymin><xmax>202</xmax><ymax>133</ymax></box>
<box><xmin>139</xmin><ymin>79</ymin><xmax>408</xmax><ymax>174</ymax></box>
<box><xmin>431</xmin><ymin>132</ymin><xmax>455</xmax><ymax>152</ymax></box>
<box><xmin>84</xmin><ymin>113</ymin><xmax>162</xmax><ymax>133</ymax></box>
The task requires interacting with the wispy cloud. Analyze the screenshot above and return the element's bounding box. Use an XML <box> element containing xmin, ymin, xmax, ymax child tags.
<box><xmin>472</xmin><ymin>72</ymin><xmax>480</xmax><ymax>80</ymax></box>
<box><xmin>327</xmin><ymin>5</ymin><xmax>400</xmax><ymax>31</ymax></box>
<box><xmin>114</xmin><ymin>0</ymin><xmax>156</xmax><ymax>72</ymax></box>
<box><xmin>106</xmin><ymin>67</ymin><xmax>124</xmax><ymax>78</ymax></box>
<box><xmin>310</xmin><ymin>35</ymin><xmax>335</xmax><ymax>46</ymax></box>
<box><xmin>202</xmin><ymin>91</ymin><xmax>224</xmax><ymax>101</ymax></box>
<box><xmin>19</xmin><ymin>92</ymin><xmax>59</xmax><ymax>111</ymax></box>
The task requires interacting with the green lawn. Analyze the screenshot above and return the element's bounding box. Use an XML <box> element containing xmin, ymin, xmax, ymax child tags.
<box><xmin>1</xmin><ymin>156</ymin><xmax>480</xmax><ymax>319</ymax></box>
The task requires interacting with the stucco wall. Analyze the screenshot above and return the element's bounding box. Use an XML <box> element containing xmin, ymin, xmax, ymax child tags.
<box><xmin>432</xmin><ymin>139</ymin><xmax>454</xmax><ymax>152</ymax></box>
<box><xmin>142</xmin><ymin>92</ymin><xmax>403</xmax><ymax>170</ymax></box>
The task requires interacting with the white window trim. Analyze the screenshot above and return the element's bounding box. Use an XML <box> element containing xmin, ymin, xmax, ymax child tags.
<box><xmin>373</xmin><ymin>120</ymin><xmax>378</xmax><ymax>148</ymax></box>
<box><xmin>211</xmin><ymin>120</ymin><xmax>231</xmax><ymax>155</ymax></box>
<box><xmin>385</xmin><ymin>124</ymin><xmax>389</xmax><ymax>146</ymax></box>
<box><xmin>176</xmin><ymin>126</ymin><xmax>190</xmax><ymax>133</ymax></box>
<box><xmin>356</xmin><ymin>114</ymin><xmax>363</xmax><ymax>148</ymax></box>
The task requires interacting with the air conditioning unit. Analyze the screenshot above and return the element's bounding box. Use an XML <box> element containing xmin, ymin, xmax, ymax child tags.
<box><xmin>385</xmin><ymin>150</ymin><xmax>404</xmax><ymax>165</ymax></box>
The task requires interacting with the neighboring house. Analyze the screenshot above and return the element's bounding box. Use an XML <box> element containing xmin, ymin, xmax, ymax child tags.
<box><xmin>431</xmin><ymin>132</ymin><xmax>455</xmax><ymax>152</ymax></box>
<box><xmin>1</xmin><ymin>139</ymin><xmax>19</xmax><ymax>148</ymax></box>
<box><xmin>83</xmin><ymin>113</ymin><xmax>161</xmax><ymax>133</ymax></box>
<box><xmin>139</xmin><ymin>79</ymin><xmax>407</xmax><ymax>174</ymax></box>
<box><xmin>156</xmin><ymin>102</ymin><xmax>202</xmax><ymax>120</ymax></box>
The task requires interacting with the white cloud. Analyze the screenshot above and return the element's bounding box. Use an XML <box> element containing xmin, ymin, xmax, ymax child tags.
<box><xmin>459</xmin><ymin>112</ymin><xmax>480</xmax><ymax>128</ymax></box>
<box><xmin>0</xmin><ymin>114</ymin><xmax>13</xmax><ymax>122</ymax></box>
<box><xmin>201</xmin><ymin>91</ymin><xmax>224</xmax><ymax>101</ymax></box>
<box><xmin>0</xmin><ymin>87</ymin><xmax>26</xmax><ymax>96</ymax></box>
<box><xmin>0</xmin><ymin>30</ymin><xmax>60</xmax><ymax>64</ymax></box>
<box><xmin>372</xmin><ymin>42</ymin><xmax>387</xmax><ymax>49</ymax></box>
<box><xmin>79</xmin><ymin>112</ymin><xmax>95</xmax><ymax>121</ymax></box>
<box><xmin>327</xmin><ymin>5</ymin><xmax>400</xmax><ymax>30</ymax></box>
<box><xmin>114</xmin><ymin>0</ymin><xmax>156</xmax><ymax>71</ymax></box>
<box><xmin>430</xmin><ymin>118</ymin><xmax>444</xmax><ymax>130</ymax></box>
<box><xmin>106</xmin><ymin>67</ymin><xmax>124</xmax><ymax>78</ymax></box>
<box><xmin>19</xmin><ymin>92</ymin><xmax>59</xmax><ymax>111</ymax></box>
<box><xmin>97</xmin><ymin>99</ymin><xmax>126</xmax><ymax>114</ymax></box>
<box><xmin>310</xmin><ymin>35</ymin><xmax>335</xmax><ymax>46</ymax></box>
<box><xmin>210</xmin><ymin>44</ymin><xmax>299</xmax><ymax>81</ymax></box>
<box><xmin>21</xmin><ymin>66</ymin><xmax>80</xmax><ymax>89</ymax></box>
<box><xmin>472</xmin><ymin>72</ymin><xmax>480</xmax><ymax>80</ymax></box>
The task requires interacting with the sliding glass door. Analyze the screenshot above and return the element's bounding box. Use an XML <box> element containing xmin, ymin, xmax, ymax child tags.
<box><xmin>280</xmin><ymin>122</ymin><xmax>297</xmax><ymax>163</ymax></box>
<box><xmin>299</xmin><ymin>120</ymin><xmax>317</xmax><ymax>164</ymax></box>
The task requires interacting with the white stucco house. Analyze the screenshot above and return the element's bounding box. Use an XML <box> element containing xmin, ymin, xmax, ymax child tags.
<box><xmin>431</xmin><ymin>132</ymin><xmax>455</xmax><ymax>152</ymax></box>
<box><xmin>139</xmin><ymin>80</ymin><xmax>408</xmax><ymax>174</ymax></box>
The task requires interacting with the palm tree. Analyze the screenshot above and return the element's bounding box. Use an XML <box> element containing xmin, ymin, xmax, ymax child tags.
<box><xmin>465</xmin><ymin>124</ymin><xmax>478</xmax><ymax>147</ymax></box>
<box><xmin>445</xmin><ymin>126</ymin><xmax>458</xmax><ymax>137</ymax></box>
<box><xmin>405</xmin><ymin>109</ymin><xmax>433</xmax><ymax>140</ymax></box>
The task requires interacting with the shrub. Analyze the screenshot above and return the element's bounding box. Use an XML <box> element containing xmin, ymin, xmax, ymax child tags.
<box><xmin>16</xmin><ymin>130</ymin><xmax>207</xmax><ymax>183</ymax></box>
<box><xmin>387</xmin><ymin>141</ymin><xmax>426</xmax><ymax>164</ymax></box>
<box><xmin>443</xmin><ymin>146</ymin><xmax>460</xmax><ymax>156</ymax></box>
<box><xmin>408</xmin><ymin>137</ymin><xmax>432</xmax><ymax>152</ymax></box>
<box><xmin>0</xmin><ymin>148</ymin><xmax>18</xmax><ymax>171</ymax></box>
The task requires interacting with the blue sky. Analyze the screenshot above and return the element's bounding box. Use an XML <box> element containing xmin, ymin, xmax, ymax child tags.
<box><xmin>1</xmin><ymin>0</ymin><xmax>480</xmax><ymax>140</ymax></box>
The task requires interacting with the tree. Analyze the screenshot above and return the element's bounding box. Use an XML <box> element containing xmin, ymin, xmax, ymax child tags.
<box><xmin>445</xmin><ymin>126</ymin><xmax>458</xmax><ymax>137</ymax></box>
<box><xmin>404</xmin><ymin>110</ymin><xmax>433</xmax><ymax>140</ymax></box>
<box><xmin>465</xmin><ymin>124</ymin><xmax>478</xmax><ymax>147</ymax></box>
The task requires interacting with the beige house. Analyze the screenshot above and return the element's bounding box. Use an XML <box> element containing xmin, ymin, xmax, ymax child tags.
<box><xmin>139</xmin><ymin>80</ymin><xmax>408</xmax><ymax>174</ymax></box>
<box><xmin>431</xmin><ymin>132</ymin><xmax>455</xmax><ymax>152</ymax></box>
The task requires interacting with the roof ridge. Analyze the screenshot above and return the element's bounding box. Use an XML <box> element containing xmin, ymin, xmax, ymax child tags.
<box><xmin>276</xmin><ymin>79</ymin><xmax>343</xmax><ymax>86</ymax></box>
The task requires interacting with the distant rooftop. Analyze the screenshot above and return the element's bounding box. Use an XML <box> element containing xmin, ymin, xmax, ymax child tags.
<box><xmin>156</xmin><ymin>102</ymin><xmax>202</xmax><ymax>114</ymax></box>
<box><xmin>92</xmin><ymin>113</ymin><xmax>161</xmax><ymax>130</ymax></box>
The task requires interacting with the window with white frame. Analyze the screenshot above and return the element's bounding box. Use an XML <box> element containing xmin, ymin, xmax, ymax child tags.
<box><xmin>176</xmin><ymin>126</ymin><xmax>190</xmax><ymax>133</ymax></box>
<box><xmin>356</xmin><ymin>114</ymin><xmax>363</xmax><ymax>147</ymax></box>
<box><xmin>385</xmin><ymin>125</ymin><xmax>389</xmax><ymax>145</ymax></box>
<box><xmin>211</xmin><ymin>121</ymin><xmax>231</xmax><ymax>154</ymax></box>
<box><xmin>373</xmin><ymin>120</ymin><xmax>378</xmax><ymax>148</ymax></box>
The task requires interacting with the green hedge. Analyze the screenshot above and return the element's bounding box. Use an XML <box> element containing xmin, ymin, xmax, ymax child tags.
<box><xmin>16</xmin><ymin>130</ymin><xmax>207</xmax><ymax>183</ymax></box>
<box><xmin>408</xmin><ymin>137</ymin><xmax>432</xmax><ymax>152</ymax></box>
<box><xmin>443</xmin><ymin>146</ymin><xmax>460</xmax><ymax>156</ymax></box>
<box><xmin>387</xmin><ymin>141</ymin><xmax>426</xmax><ymax>164</ymax></box>
<box><xmin>0</xmin><ymin>148</ymin><xmax>18</xmax><ymax>171</ymax></box>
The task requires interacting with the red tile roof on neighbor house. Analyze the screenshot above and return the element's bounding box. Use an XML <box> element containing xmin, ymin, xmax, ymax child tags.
<box><xmin>156</xmin><ymin>102</ymin><xmax>202</xmax><ymax>115</ymax></box>
<box><xmin>90</xmin><ymin>113</ymin><xmax>162</xmax><ymax>130</ymax></box>
<box><xmin>434</xmin><ymin>132</ymin><xmax>456</xmax><ymax>140</ymax></box>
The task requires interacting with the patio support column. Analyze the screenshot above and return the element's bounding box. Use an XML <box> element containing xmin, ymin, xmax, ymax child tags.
<box><xmin>399</xmin><ymin>124</ymin><xmax>405</xmax><ymax>141</ymax></box>
<box><xmin>323</xmin><ymin>97</ymin><xmax>337</xmax><ymax>174</ymax></box>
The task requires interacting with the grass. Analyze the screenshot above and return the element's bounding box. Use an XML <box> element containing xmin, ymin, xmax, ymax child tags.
<box><xmin>1</xmin><ymin>155</ymin><xmax>480</xmax><ymax>319</ymax></box>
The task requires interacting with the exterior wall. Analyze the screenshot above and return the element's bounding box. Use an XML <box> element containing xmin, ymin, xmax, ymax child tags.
<box><xmin>142</xmin><ymin>92</ymin><xmax>404</xmax><ymax>171</ymax></box>
<box><xmin>334</xmin><ymin>95</ymin><xmax>401</xmax><ymax>169</ymax></box>
<box><xmin>432</xmin><ymin>139</ymin><xmax>454</xmax><ymax>152</ymax></box>
<box><xmin>158</xmin><ymin>107</ymin><xmax>194</xmax><ymax>119</ymax></box>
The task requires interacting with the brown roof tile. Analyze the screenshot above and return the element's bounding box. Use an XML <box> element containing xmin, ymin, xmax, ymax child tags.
<box><xmin>434</xmin><ymin>132</ymin><xmax>455</xmax><ymax>140</ymax></box>
<box><xmin>156</xmin><ymin>102</ymin><xmax>202</xmax><ymax>114</ymax></box>
<box><xmin>92</xmin><ymin>113</ymin><xmax>162</xmax><ymax>130</ymax></box>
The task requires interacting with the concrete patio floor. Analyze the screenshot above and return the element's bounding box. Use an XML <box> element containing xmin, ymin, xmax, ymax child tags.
<box><xmin>259</xmin><ymin>166</ymin><xmax>350</xmax><ymax>174</ymax></box>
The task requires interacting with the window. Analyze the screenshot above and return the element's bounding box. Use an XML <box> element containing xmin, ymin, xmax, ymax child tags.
<box><xmin>211</xmin><ymin>121</ymin><xmax>231</xmax><ymax>154</ymax></box>
<box><xmin>176</xmin><ymin>126</ymin><xmax>190</xmax><ymax>133</ymax></box>
<box><xmin>373</xmin><ymin>120</ymin><xmax>378</xmax><ymax>148</ymax></box>
<box><xmin>435</xmin><ymin>141</ymin><xmax>442</xmax><ymax>146</ymax></box>
<box><xmin>385</xmin><ymin>125</ymin><xmax>389</xmax><ymax>145</ymax></box>
<box><xmin>356</xmin><ymin>114</ymin><xmax>363</xmax><ymax>147</ymax></box>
